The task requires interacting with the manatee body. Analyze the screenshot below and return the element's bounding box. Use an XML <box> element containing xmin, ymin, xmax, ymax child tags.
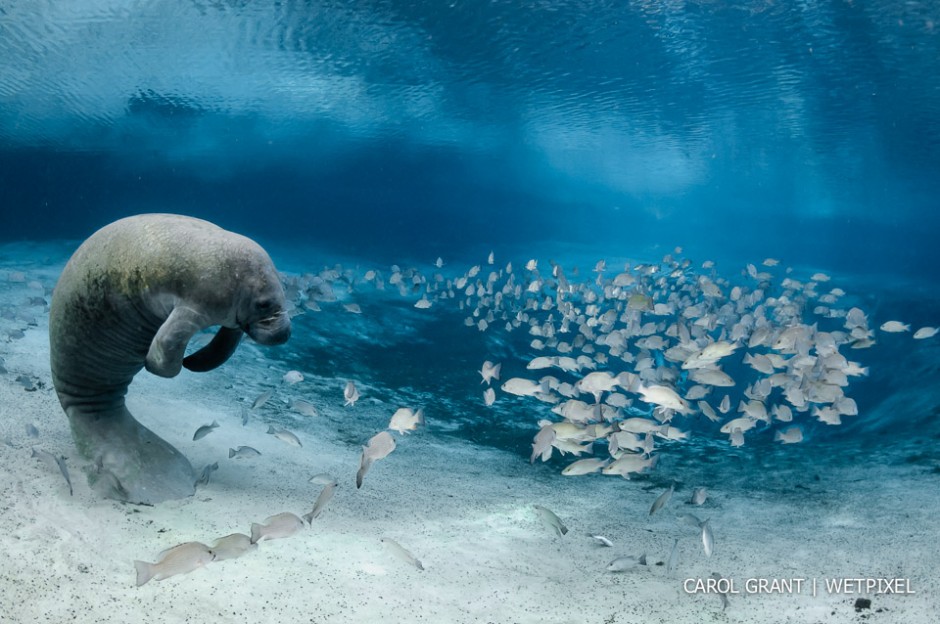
<box><xmin>49</xmin><ymin>214</ymin><xmax>291</xmax><ymax>504</ymax></box>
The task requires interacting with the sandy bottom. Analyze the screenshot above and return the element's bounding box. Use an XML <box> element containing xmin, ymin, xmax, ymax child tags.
<box><xmin>1</xmin><ymin>243</ymin><xmax>937</xmax><ymax>624</ymax></box>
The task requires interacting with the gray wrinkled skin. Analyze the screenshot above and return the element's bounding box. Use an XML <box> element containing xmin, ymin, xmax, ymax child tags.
<box><xmin>49</xmin><ymin>214</ymin><xmax>290</xmax><ymax>504</ymax></box>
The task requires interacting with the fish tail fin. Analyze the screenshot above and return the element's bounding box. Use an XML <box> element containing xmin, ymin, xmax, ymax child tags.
<box><xmin>134</xmin><ymin>561</ymin><xmax>154</xmax><ymax>587</ymax></box>
<box><xmin>266</xmin><ymin>426</ymin><xmax>276</xmax><ymax>434</ymax></box>
<box><xmin>250</xmin><ymin>523</ymin><xmax>263</xmax><ymax>544</ymax></box>
<box><xmin>228</xmin><ymin>448</ymin><xmax>236</xmax><ymax>458</ymax></box>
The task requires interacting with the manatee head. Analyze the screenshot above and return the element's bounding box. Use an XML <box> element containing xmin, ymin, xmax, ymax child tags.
<box><xmin>234</xmin><ymin>246</ymin><xmax>291</xmax><ymax>346</ymax></box>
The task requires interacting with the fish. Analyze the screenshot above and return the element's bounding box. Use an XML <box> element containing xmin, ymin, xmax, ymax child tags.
<box><xmin>913</xmin><ymin>327</ymin><xmax>938</xmax><ymax>339</ymax></box>
<box><xmin>501</xmin><ymin>377</ymin><xmax>541</xmax><ymax>397</ymax></box>
<box><xmin>251</xmin><ymin>389</ymin><xmax>273</xmax><ymax>410</ymax></box>
<box><xmin>134</xmin><ymin>542</ymin><xmax>215</xmax><ymax>586</ymax></box>
<box><xmin>561</xmin><ymin>457</ymin><xmax>607</xmax><ymax>476</ymax></box>
<box><xmin>210</xmin><ymin>533</ymin><xmax>255</xmax><ymax>561</ymax></box>
<box><xmin>250</xmin><ymin>512</ymin><xmax>305</xmax><ymax>544</ymax></box>
<box><xmin>533</xmin><ymin>504</ymin><xmax>568</xmax><ymax>536</ymax></box>
<box><xmin>602</xmin><ymin>453</ymin><xmax>656</xmax><ymax>478</ymax></box>
<box><xmin>606</xmin><ymin>554</ymin><xmax>647</xmax><ymax>572</ymax></box>
<box><xmin>649</xmin><ymin>483</ymin><xmax>674</xmax><ymax>516</ymax></box>
<box><xmin>690</xmin><ymin>487</ymin><xmax>708</xmax><ymax>506</ymax></box>
<box><xmin>343</xmin><ymin>380</ymin><xmax>361</xmax><ymax>406</ymax></box>
<box><xmin>192</xmin><ymin>420</ymin><xmax>219</xmax><ymax>441</ymax></box>
<box><xmin>774</xmin><ymin>426</ymin><xmax>803</xmax><ymax>444</ymax></box>
<box><xmin>343</xmin><ymin>303</ymin><xmax>362</xmax><ymax>314</ymax></box>
<box><xmin>483</xmin><ymin>388</ymin><xmax>496</xmax><ymax>406</ymax></box>
<box><xmin>480</xmin><ymin>360</ymin><xmax>503</xmax><ymax>385</ymax></box>
<box><xmin>414</xmin><ymin>296</ymin><xmax>432</xmax><ymax>309</ymax></box>
<box><xmin>31</xmin><ymin>448</ymin><xmax>72</xmax><ymax>495</ymax></box>
<box><xmin>637</xmin><ymin>385</ymin><xmax>692</xmax><ymax>414</ymax></box>
<box><xmin>194</xmin><ymin>462</ymin><xmax>219</xmax><ymax>487</ymax></box>
<box><xmin>282</xmin><ymin>370</ymin><xmax>304</xmax><ymax>385</ymax></box>
<box><xmin>380</xmin><ymin>537</ymin><xmax>424</xmax><ymax>570</ymax></box>
<box><xmin>666</xmin><ymin>538</ymin><xmax>680</xmax><ymax>575</ymax></box>
<box><xmin>303</xmin><ymin>482</ymin><xmax>336</xmax><ymax>523</ymax></box>
<box><xmin>290</xmin><ymin>398</ymin><xmax>319</xmax><ymax>417</ymax></box>
<box><xmin>309</xmin><ymin>473</ymin><xmax>338</xmax><ymax>486</ymax></box>
<box><xmin>25</xmin><ymin>423</ymin><xmax>39</xmax><ymax>438</ymax></box>
<box><xmin>356</xmin><ymin>431</ymin><xmax>396</xmax><ymax>488</ymax></box>
<box><xmin>267</xmin><ymin>426</ymin><xmax>302</xmax><ymax>448</ymax></box>
<box><xmin>879</xmin><ymin>321</ymin><xmax>909</xmax><ymax>332</ymax></box>
<box><xmin>591</xmin><ymin>535</ymin><xmax>613</xmax><ymax>547</ymax></box>
<box><xmin>240</xmin><ymin>407</ymin><xmax>250</xmax><ymax>426</ymax></box>
<box><xmin>228</xmin><ymin>446</ymin><xmax>262</xmax><ymax>459</ymax></box>
<box><xmin>702</xmin><ymin>518</ymin><xmax>714</xmax><ymax>557</ymax></box>
<box><xmin>530</xmin><ymin>425</ymin><xmax>555</xmax><ymax>463</ymax></box>
<box><xmin>388</xmin><ymin>407</ymin><xmax>425</xmax><ymax>434</ymax></box>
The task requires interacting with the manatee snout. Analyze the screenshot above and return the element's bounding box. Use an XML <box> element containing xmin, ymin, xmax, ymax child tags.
<box><xmin>247</xmin><ymin>311</ymin><xmax>291</xmax><ymax>345</ymax></box>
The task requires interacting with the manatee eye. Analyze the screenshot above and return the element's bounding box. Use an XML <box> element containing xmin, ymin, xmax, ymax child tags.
<box><xmin>256</xmin><ymin>299</ymin><xmax>273</xmax><ymax>313</ymax></box>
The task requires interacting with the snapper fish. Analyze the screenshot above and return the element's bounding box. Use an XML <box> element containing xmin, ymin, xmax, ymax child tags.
<box><xmin>533</xmin><ymin>505</ymin><xmax>568</xmax><ymax>537</ymax></box>
<box><xmin>267</xmin><ymin>426</ymin><xmax>302</xmax><ymax>448</ymax></box>
<box><xmin>250</xmin><ymin>512</ymin><xmax>305</xmax><ymax>544</ymax></box>
<box><xmin>483</xmin><ymin>388</ymin><xmax>496</xmax><ymax>406</ymax></box>
<box><xmin>774</xmin><ymin>426</ymin><xmax>803</xmax><ymax>444</ymax></box>
<box><xmin>303</xmin><ymin>482</ymin><xmax>337</xmax><ymax>523</ymax></box>
<box><xmin>479</xmin><ymin>360</ymin><xmax>502</xmax><ymax>385</ymax></box>
<box><xmin>356</xmin><ymin>431</ymin><xmax>397</xmax><ymax>488</ymax></box>
<box><xmin>192</xmin><ymin>421</ymin><xmax>220</xmax><ymax>441</ymax></box>
<box><xmin>290</xmin><ymin>398</ymin><xmax>319</xmax><ymax>417</ymax></box>
<box><xmin>591</xmin><ymin>535</ymin><xmax>614</xmax><ymax>547</ymax></box>
<box><xmin>649</xmin><ymin>483</ymin><xmax>674</xmax><ymax>516</ymax></box>
<box><xmin>228</xmin><ymin>446</ymin><xmax>261</xmax><ymax>459</ymax></box>
<box><xmin>501</xmin><ymin>377</ymin><xmax>542</xmax><ymax>397</ymax></box>
<box><xmin>251</xmin><ymin>389</ymin><xmax>273</xmax><ymax>410</ymax></box>
<box><xmin>344</xmin><ymin>380</ymin><xmax>361</xmax><ymax>406</ymax></box>
<box><xmin>637</xmin><ymin>385</ymin><xmax>692</xmax><ymax>415</ymax></box>
<box><xmin>879</xmin><ymin>321</ymin><xmax>909</xmax><ymax>333</ymax></box>
<box><xmin>607</xmin><ymin>554</ymin><xmax>647</xmax><ymax>572</ymax></box>
<box><xmin>282</xmin><ymin>370</ymin><xmax>304</xmax><ymax>385</ymax></box>
<box><xmin>388</xmin><ymin>407</ymin><xmax>425</xmax><ymax>434</ymax></box>
<box><xmin>194</xmin><ymin>462</ymin><xmax>219</xmax><ymax>487</ymax></box>
<box><xmin>31</xmin><ymin>448</ymin><xmax>72</xmax><ymax>496</ymax></box>
<box><xmin>561</xmin><ymin>457</ymin><xmax>608</xmax><ymax>476</ymax></box>
<box><xmin>210</xmin><ymin>533</ymin><xmax>255</xmax><ymax>561</ymax></box>
<box><xmin>913</xmin><ymin>327</ymin><xmax>938</xmax><ymax>339</ymax></box>
<box><xmin>690</xmin><ymin>487</ymin><xmax>708</xmax><ymax>506</ymax></box>
<box><xmin>380</xmin><ymin>537</ymin><xmax>424</xmax><ymax>570</ymax></box>
<box><xmin>134</xmin><ymin>542</ymin><xmax>215</xmax><ymax>587</ymax></box>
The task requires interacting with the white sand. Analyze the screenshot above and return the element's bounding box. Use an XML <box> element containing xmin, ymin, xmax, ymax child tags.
<box><xmin>1</xmin><ymin>243</ymin><xmax>937</xmax><ymax>623</ymax></box>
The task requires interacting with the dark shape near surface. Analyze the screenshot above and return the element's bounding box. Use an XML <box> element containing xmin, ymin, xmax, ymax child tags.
<box><xmin>49</xmin><ymin>214</ymin><xmax>290</xmax><ymax>504</ymax></box>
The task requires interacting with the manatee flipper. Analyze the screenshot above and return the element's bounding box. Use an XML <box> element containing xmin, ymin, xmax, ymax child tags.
<box><xmin>69</xmin><ymin>405</ymin><xmax>196</xmax><ymax>504</ymax></box>
<box><xmin>182</xmin><ymin>327</ymin><xmax>244</xmax><ymax>372</ymax></box>
<box><xmin>146</xmin><ymin>306</ymin><xmax>211</xmax><ymax>378</ymax></box>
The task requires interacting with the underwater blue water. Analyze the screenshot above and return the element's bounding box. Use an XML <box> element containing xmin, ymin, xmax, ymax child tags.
<box><xmin>1</xmin><ymin>1</ymin><xmax>939</xmax><ymax>460</ymax></box>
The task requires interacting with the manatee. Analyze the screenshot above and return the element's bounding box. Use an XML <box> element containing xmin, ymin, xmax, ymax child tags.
<box><xmin>49</xmin><ymin>214</ymin><xmax>291</xmax><ymax>504</ymax></box>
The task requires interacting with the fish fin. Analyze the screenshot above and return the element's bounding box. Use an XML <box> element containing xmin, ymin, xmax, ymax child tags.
<box><xmin>134</xmin><ymin>561</ymin><xmax>153</xmax><ymax>587</ymax></box>
<box><xmin>182</xmin><ymin>326</ymin><xmax>244</xmax><ymax>373</ymax></box>
<box><xmin>250</xmin><ymin>523</ymin><xmax>263</xmax><ymax>544</ymax></box>
<box><xmin>228</xmin><ymin>448</ymin><xmax>236</xmax><ymax>458</ymax></box>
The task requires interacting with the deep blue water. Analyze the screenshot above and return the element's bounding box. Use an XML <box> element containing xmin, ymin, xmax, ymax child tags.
<box><xmin>2</xmin><ymin>1</ymin><xmax>939</xmax><ymax>458</ymax></box>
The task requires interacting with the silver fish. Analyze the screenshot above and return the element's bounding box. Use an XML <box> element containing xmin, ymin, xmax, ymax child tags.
<box><xmin>380</xmin><ymin>537</ymin><xmax>424</xmax><ymax>570</ymax></box>
<box><xmin>290</xmin><ymin>398</ymin><xmax>319</xmax><ymax>417</ymax></box>
<box><xmin>666</xmin><ymin>538</ymin><xmax>679</xmax><ymax>575</ymax></box>
<box><xmin>309</xmin><ymin>473</ymin><xmax>338</xmax><ymax>486</ymax></box>
<box><xmin>192</xmin><ymin>420</ymin><xmax>219</xmax><ymax>441</ymax></box>
<box><xmin>356</xmin><ymin>431</ymin><xmax>396</xmax><ymax>489</ymax></box>
<box><xmin>250</xmin><ymin>512</ymin><xmax>305</xmax><ymax>544</ymax></box>
<box><xmin>31</xmin><ymin>448</ymin><xmax>72</xmax><ymax>496</ymax></box>
<box><xmin>229</xmin><ymin>446</ymin><xmax>262</xmax><ymax>459</ymax></box>
<box><xmin>702</xmin><ymin>518</ymin><xmax>714</xmax><ymax>557</ymax></box>
<box><xmin>302</xmin><ymin>483</ymin><xmax>336</xmax><ymax>523</ymax></box>
<box><xmin>690</xmin><ymin>487</ymin><xmax>708</xmax><ymax>506</ymax></box>
<box><xmin>134</xmin><ymin>542</ymin><xmax>215</xmax><ymax>586</ymax></box>
<box><xmin>533</xmin><ymin>504</ymin><xmax>568</xmax><ymax>537</ymax></box>
<box><xmin>590</xmin><ymin>535</ymin><xmax>613</xmax><ymax>547</ymax></box>
<box><xmin>210</xmin><ymin>533</ymin><xmax>255</xmax><ymax>561</ymax></box>
<box><xmin>252</xmin><ymin>389</ymin><xmax>274</xmax><ymax>410</ymax></box>
<box><xmin>344</xmin><ymin>380</ymin><xmax>360</xmax><ymax>407</ymax></box>
<box><xmin>267</xmin><ymin>426</ymin><xmax>302</xmax><ymax>448</ymax></box>
<box><xmin>649</xmin><ymin>483</ymin><xmax>674</xmax><ymax>516</ymax></box>
<box><xmin>194</xmin><ymin>462</ymin><xmax>219</xmax><ymax>487</ymax></box>
<box><xmin>607</xmin><ymin>554</ymin><xmax>647</xmax><ymax>572</ymax></box>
